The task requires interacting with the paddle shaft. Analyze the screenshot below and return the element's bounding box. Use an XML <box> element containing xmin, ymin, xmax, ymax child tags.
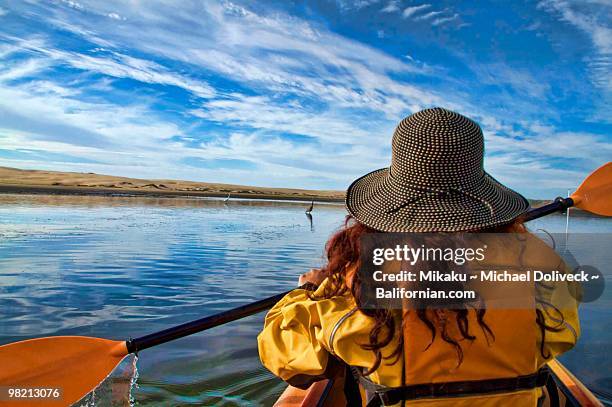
<box><xmin>126</xmin><ymin>289</ymin><xmax>292</xmax><ymax>353</ymax></box>
<box><xmin>522</xmin><ymin>197</ymin><xmax>574</xmax><ymax>222</ymax></box>
<box><xmin>125</xmin><ymin>198</ymin><xmax>576</xmax><ymax>353</ymax></box>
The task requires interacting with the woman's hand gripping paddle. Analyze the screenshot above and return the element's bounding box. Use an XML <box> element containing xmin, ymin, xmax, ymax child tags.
<box><xmin>0</xmin><ymin>163</ymin><xmax>609</xmax><ymax>405</ymax></box>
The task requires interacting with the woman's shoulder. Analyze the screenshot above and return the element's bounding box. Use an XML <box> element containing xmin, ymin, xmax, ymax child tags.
<box><xmin>309</xmin><ymin>277</ymin><xmax>358</xmax><ymax>313</ymax></box>
<box><xmin>477</xmin><ymin>231</ymin><xmax>566</xmax><ymax>269</ymax></box>
<box><xmin>268</xmin><ymin>277</ymin><xmax>358</xmax><ymax>322</ymax></box>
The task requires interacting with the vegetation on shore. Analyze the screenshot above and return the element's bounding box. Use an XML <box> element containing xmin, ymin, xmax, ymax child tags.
<box><xmin>0</xmin><ymin>167</ymin><xmax>599</xmax><ymax>216</ymax></box>
<box><xmin>0</xmin><ymin>166</ymin><xmax>344</xmax><ymax>202</ymax></box>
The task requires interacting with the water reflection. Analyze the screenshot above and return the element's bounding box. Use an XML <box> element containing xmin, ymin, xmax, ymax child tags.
<box><xmin>306</xmin><ymin>212</ymin><xmax>313</xmax><ymax>232</ymax></box>
<box><xmin>0</xmin><ymin>193</ymin><xmax>344</xmax><ymax>209</ymax></box>
<box><xmin>0</xmin><ymin>194</ymin><xmax>610</xmax><ymax>406</ymax></box>
<box><xmin>0</xmin><ymin>194</ymin><xmax>345</xmax><ymax>406</ymax></box>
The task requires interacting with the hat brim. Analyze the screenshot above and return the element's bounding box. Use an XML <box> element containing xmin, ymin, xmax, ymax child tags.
<box><xmin>345</xmin><ymin>168</ymin><xmax>529</xmax><ymax>232</ymax></box>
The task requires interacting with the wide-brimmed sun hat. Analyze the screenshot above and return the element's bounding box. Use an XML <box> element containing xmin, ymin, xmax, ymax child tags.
<box><xmin>346</xmin><ymin>107</ymin><xmax>529</xmax><ymax>232</ymax></box>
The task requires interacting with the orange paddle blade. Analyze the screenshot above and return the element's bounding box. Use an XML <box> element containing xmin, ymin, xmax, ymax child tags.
<box><xmin>571</xmin><ymin>162</ymin><xmax>612</xmax><ymax>216</ymax></box>
<box><xmin>0</xmin><ymin>336</ymin><xmax>128</xmax><ymax>406</ymax></box>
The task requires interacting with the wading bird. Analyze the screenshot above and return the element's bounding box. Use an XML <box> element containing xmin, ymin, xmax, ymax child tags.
<box><xmin>305</xmin><ymin>200</ymin><xmax>313</xmax><ymax>214</ymax></box>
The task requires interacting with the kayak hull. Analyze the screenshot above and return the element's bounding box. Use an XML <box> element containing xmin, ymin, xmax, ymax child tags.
<box><xmin>276</xmin><ymin>360</ymin><xmax>602</xmax><ymax>406</ymax></box>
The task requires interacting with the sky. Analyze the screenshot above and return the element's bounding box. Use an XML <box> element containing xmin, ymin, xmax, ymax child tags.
<box><xmin>0</xmin><ymin>0</ymin><xmax>610</xmax><ymax>198</ymax></box>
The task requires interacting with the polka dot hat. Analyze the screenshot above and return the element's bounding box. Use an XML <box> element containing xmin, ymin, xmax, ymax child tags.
<box><xmin>346</xmin><ymin>107</ymin><xmax>529</xmax><ymax>232</ymax></box>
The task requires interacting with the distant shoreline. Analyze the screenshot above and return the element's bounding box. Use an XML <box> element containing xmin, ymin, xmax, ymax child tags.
<box><xmin>0</xmin><ymin>184</ymin><xmax>345</xmax><ymax>203</ymax></box>
<box><xmin>0</xmin><ymin>166</ymin><xmax>603</xmax><ymax>217</ymax></box>
<box><xmin>1</xmin><ymin>185</ymin><xmax>601</xmax><ymax>218</ymax></box>
<box><xmin>0</xmin><ymin>166</ymin><xmax>345</xmax><ymax>203</ymax></box>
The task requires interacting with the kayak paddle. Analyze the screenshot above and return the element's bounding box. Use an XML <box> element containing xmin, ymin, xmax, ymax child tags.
<box><xmin>0</xmin><ymin>162</ymin><xmax>609</xmax><ymax>405</ymax></box>
<box><xmin>0</xmin><ymin>289</ymin><xmax>292</xmax><ymax>406</ymax></box>
<box><xmin>522</xmin><ymin>161</ymin><xmax>612</xmax><ymax>221</ymax></box>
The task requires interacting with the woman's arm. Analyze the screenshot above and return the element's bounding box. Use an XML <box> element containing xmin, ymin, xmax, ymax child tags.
<box><xmin>257</xmin><ymin>275</ymin><xmax>352</xmax><ymax>389</ymax></box>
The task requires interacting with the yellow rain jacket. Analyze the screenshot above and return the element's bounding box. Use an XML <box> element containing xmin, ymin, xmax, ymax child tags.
<box><xmin>258</xmin><ymin>234</ymin><xmax>580</xmax><ymax>406</ymax></box>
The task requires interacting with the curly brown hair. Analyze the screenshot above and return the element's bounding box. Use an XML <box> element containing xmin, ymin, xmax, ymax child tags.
<box><xmin>311</xmin><ymin>215</ymin><xmax>564</xmax><ymax>375</ymax></box>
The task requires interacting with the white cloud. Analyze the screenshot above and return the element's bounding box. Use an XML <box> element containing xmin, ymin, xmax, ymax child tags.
<box><xmin>61</xmin><ymin>0</ymin><xmax>84</xmax><ymax>11</ymax></box>
<box><xmin>0</xmin><ymin>53</ymin><xmax>391</xmax><ymax>188</ymax></box>
<box><xmin>484</xmin><ymin>153</ymin><xmax>586</xmax><ymax>192</ymax></box>
<box><xmin>32</xmin><ymin>0</ymin><xmax>437</xmax><ymax>118</ymax></box>
<box><xmin>414</xmin><ymin>10</ymin><xmax>446</xmax><ymax>21</ymax></box>
<box><xmin>432</xmin><ymin>13</ymin><xmax>459</xmax><ymax>26</ymax></box>
<box><xmin>381</xmin><ymin>1</ymin><xmax>400</xmax><ymax>13</ymax></box>
<box><xmin>402</xmin><ymin>5</ymin><xmax>459</xmax><ymax>27</ymax></box>
<box><xmin>2</xmin><ymin>35</ymin><xmax>215</xmax><ymax>98</ymax></box>
<box><xmin>0</xmin><ymin>58</ymin><xmax>49</xmax><ymax>82</ymax></box>
<box><xmin>336</xmin><ymin>0</ymin><xmax>382</xmax><ymax>11</ymax></box>
<box><xmin>1</xmin><ymin>1</ymin><xmax>434</xmax><ymax>188</ymax></box>
<box><xmin>106</xmin><ymin>12</ymin><xmax>124</xmax><ymax>20</ymax></box>
<box><xmin>472</xmin><ymin>63</ymin><xmax>551</xmax><ymax>99</ymax></box>
<box><xmin>402</xmin><ymin>4</ymin><xmax>430</xmax><ymax>18</ymax></box>
<box><xmin>0</xmin><ymin>0</ymin><xmax>608</xmax><ymax>196</ymax></box>
<box><xmin>191</xmin><ymin>94</ymin><xmax>387</xmax><ymax>145</ymax></box>
<box><xmin>539</xmin><ymin>0</ymin><xmax>612</xmax><ymax>92</ymax></box>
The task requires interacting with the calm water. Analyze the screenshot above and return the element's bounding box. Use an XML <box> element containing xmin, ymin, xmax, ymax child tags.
<box><xmin>0</xmin><ymin>194</ymin><xmax>610</xmax><ymax>406</ymax></box>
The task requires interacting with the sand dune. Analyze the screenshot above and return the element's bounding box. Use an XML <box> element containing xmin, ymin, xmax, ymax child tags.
<box><xmin>0</xmin><ymin>167</ymin><xmax>597</xmax><ymax>217</ymax></box>
<box><xmin>0</xmin><ymin>167</ymin><xmax>345</xmax><ymax>202</ymax></box>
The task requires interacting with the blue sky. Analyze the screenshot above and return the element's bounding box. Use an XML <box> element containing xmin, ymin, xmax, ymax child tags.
<box><xmin>0</xmin><ymin>0</ymin><xmax>610</xmax><ymax>198</ymax></box>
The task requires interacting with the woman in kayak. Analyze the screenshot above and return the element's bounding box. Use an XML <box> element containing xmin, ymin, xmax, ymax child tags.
<box><xmin>258</xmin><ymin>108</ymin><xmax>580</xmax><ymax>406</ymax></box>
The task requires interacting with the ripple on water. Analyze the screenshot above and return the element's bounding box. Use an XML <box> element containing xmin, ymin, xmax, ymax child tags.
<box><xmin>1</xmin><ymin>195</ymin><xmax>610</xmax><ymax>405</ymax></box>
